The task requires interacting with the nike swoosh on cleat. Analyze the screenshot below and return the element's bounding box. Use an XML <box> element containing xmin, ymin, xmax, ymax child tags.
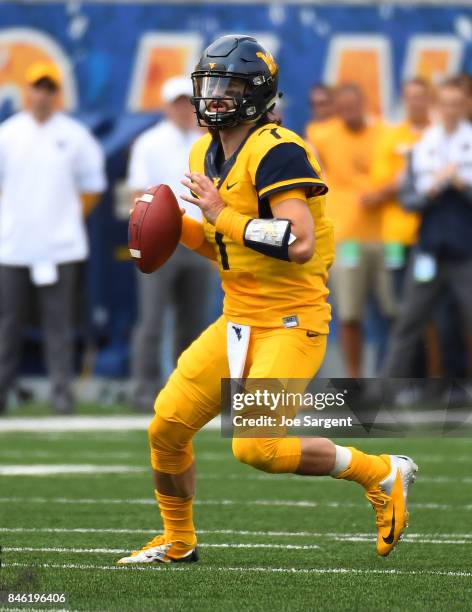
<box><xmin>383</xmin><ymin>507</ymin><xmax>396</xmax><ymax>544</ymax></box>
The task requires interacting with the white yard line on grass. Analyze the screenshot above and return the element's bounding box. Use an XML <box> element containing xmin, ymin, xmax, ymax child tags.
<box><xmin>0</xmin><ymin>495</ymin><xmax>470</xmax><ymax>510</ymax></box>
<box><xmin>4</xmin><ymin>543</ymin><xmax>320</xmax><ymax>553</ymax></box>
<box><xmin>0</xmin><ymin>416</ymin><xmax>220</xmax><ymax>432</ymax></box>
<box><xmin>5</xmin><ymin>534</ymin><xmax>472</xmax><ymax>551</ymax></box>
<box><xmin>198</xmin><ymin>473</ymin><xmax>472</xmax><ymax>484</ymax></box>
<box><xmin>0</xmin><ymin>465</ymin><xmax>147</xmax><ymax>476</ymax></box>
<box><xmin>412</xmin><ymin>455</ymin><xmax>472</xmax><ymax>463</ymax></box>
<box><xmin>2</xmin><ymin>449</ymin><xmax>471</xmax><ymax>465</ymax></box>
<box><xmin>0</xmin><ymin>463</ymin><xmax>471</xmax><ymax>484</ymax></box>
<box><xmin>1</xmin><ymin>526</ymin><xmax>471</xmax><ymax>540</ymax></box>
<box><xmin>4</xmin><ymin>562</ymin><xmax>472</xmax><ymax>578</ymax></box>
<box><xmin>329</xmin><ymin>537</ymin><xmax>472</xmax><ymax>544</ymax></box>
<box><xmin>0</xmin><ymin>450</ymin><xmax>222</xmax><ymax>462</ymax></box>
<box><xmin>0</xmin><ymin>450</ymin><xmax>139</xmax><ymax>459</ymax></box>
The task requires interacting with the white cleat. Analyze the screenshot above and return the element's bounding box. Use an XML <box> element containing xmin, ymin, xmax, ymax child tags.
<box><xmin>118</xmin><ymin>542</ymin><xmax>173</xmax><ymax>564</ymax></box>
<box><xmin>117</xmin><ymin>535</ymin><xmax>199</xmax><ymax>565</ymax></box>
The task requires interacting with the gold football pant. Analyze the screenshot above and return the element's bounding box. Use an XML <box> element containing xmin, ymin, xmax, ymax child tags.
<box><xmin>148</xmin><ymin>315</ymin><xmax>327</xmax><ymax>475</ymax></box>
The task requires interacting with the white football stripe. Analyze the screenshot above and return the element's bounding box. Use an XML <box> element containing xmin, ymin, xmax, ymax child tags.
<box><xmin>0</xmin><ymin>450</ymin><xmax>221</xmax><ymax>460</ymax></box>
<box><xmin>6</xmin><ymin>535</ymin><xmax>472</xmax><ymax>552</ymax></box>
<box><xmin>412</xmin><ymin>454</ymin><xmax>472</xmax><ymax>463</ymax></box>
<box><xmin>1</xmin><ymin>456</ymin><xmax>471</xmax><ymax>486</ymax></box>
<box><xmin>4</xmin><ymin>543</ymin><xmax>320</xmax><ymax>553</ymax></box>
<box><xmin>0</xmin><ymin>495</ymin><xmax>470</xmax><ymax>510</ymax></box>
<box><xmin>0</xmin><ymin>462</ymin><xmax>471</xmax><ymax>484</ymax></box>
<box><xmin>330</xmin><ymin>537</ymin><xmax>471</xmax><ymax>544</ymax></box>
<box><xmin>0</xmin><ymin>465</ymin><xmax>147</xmax><ymax>476</ymax></box>
<box><xmin>1</xmin><ymin>526</ymin><xmax>471</xmax><ymax>539</ymax></box>
<box><xmin>0</xmin><ymin>450</ymin><xmax>138</xmax><ymax>459</ymax></box>
<box><xmin>0</xmin><ymin>416</ymin><xmax>151</xmax><ymax>432</ymax></box>
<box><xmin>0</xmin><ymin>416</ymin><xmax>220</xmax><ymax>432</ymax></box>
<box><xmin>4</xmin><ymin>562</ymin><xmax>472</xmax><ymax>578</ymax></box>
<box><xmin>198</xmin><ymin>473</ymin><xmax>472</xmax><ymax>484</ymax></box>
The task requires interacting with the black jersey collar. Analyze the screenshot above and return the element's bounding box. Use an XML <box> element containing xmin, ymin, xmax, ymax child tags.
<box><xmin>204</xmin><ymin>125</ymin><xmax>259</xmax><ymax>188</ymax></box>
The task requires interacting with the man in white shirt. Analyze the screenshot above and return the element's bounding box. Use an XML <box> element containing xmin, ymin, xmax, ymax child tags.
<box><xmin>128</xmin><ymin>76</ymin><xmax>213</xmax><ymax>411</ymax></box>
<box><xmin>384</xmin><ymin>77</ymin><xmax>472</xmax><ymax>378</ymax></box>
<box><xmin>0</xmin><ymin>62</ymin><xmax>106</xmax><ymax>413</ymax></box>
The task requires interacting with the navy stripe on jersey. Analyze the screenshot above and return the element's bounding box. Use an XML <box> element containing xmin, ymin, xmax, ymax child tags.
<box><xmin>258</xmin><ymin>197</ymin><xmax>273</xmax><ymax>219</ymax></box>
<box><xmin>255</xmin><ymin>142</ymin><xmax>327</xmax><ymax>197</ymax></box>
<box><xmin>204</xmin><ymin>126</ymin><xmax>259</xmax><ymax>187</ymax></box>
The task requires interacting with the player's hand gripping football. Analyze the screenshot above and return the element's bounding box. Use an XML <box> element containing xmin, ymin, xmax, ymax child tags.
<box><xmin>180</xmin><ymin>172</ymin><xmax>225</xmax><ymax>225</ymax></box>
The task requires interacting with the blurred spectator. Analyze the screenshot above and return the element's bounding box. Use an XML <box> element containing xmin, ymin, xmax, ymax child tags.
<box><xmin>456</xmin><ymin>73</ymin><xmax>472</xmax><ymax>121</ymax></box>
<box><xmin>384</xmin><ymin>77</ymin><xmax>472</xmax><ymax>377</ymax></box>
<box><xmin>0</xmin><ymin>62</ymin><xmax>106</xmax><ymax>414</ymax></box>
<box><xmin>305</xmin><ymin>84</ymin><xmax>336</xmax><ymax>144</ymax></box>
<box><xmin>128</xmin><ymin>76</ymin><xmax>213</xmax><ymax>412</ymax></box>
<box><xmin>363</xmin><ymin>78</ymin><xmax>431</xmax><ymax>294</ymax></box>
<box><xmin>309</xmin><ymin>83</ymin><xmax>336</xmax><ymax>122</ymax></box>
<box><xmin>310</xmin><ymin>83</ymin><xmax>395</xmax><ymax>377</ymax></box>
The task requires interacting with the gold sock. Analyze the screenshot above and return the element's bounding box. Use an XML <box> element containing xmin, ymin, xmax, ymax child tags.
<box><xmin>155</xmin><ymin>490</ymin><xmax>197</xmax><ymax>547</ymax></box>
<box><xmin>335</xmin><ymin>447</ymin><xmax>390</xmax><ymax>489</ymax></box>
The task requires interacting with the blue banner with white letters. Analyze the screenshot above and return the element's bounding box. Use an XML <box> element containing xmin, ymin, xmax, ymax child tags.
<box><xmin>1</xmin><ymin>2</ymin><xmax>471</xmax><ymax>131</ymax></box>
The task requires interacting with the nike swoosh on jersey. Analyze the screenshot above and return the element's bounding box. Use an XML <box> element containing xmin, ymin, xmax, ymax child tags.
<box><xmin>226</xmin><ymin>182</ymin><xmax>238</xmax><ymax>190</ymax></box>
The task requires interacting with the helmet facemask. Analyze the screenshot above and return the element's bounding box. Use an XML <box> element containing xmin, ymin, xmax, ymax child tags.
<box><xmin>191</xmin><ymin>72</ymin><xmax>273</xmax><ymax>129</ymax></box>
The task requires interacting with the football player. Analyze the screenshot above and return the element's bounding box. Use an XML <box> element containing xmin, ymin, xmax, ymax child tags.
<box><xmin>118</xmin><ymin>35</ymin><xmax>417</xmax><ymax>565</ymax></box>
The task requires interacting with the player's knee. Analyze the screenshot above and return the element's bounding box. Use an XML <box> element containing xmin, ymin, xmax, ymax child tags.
<box><xmin>232</xmin><ymin>437</ymin><xmax>275</xmax><ymax>472</ymax></box>
<box><xmin>148</xmin><ymin>413</ymin><xmax>193</xmax><ymax>474</ymax></box>
<box><xmin>148</xmin><ymin>413</ymin><xmax>166</xmax><ymax>451</ymax></box>
<box><xmin>232</xmin><ymin>437</ymin><xmax>301</xmax><ymax>474</ymax></box>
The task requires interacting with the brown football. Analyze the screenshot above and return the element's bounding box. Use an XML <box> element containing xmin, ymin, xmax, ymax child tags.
<box><xmin>128</xmin><ymin>184</ymin><xmax>182</xmax><ymax>273</ymax></box>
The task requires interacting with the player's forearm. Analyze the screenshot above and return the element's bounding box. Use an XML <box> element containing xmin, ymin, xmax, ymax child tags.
<box><xmin>214</xmin><ymin>207</ymin><xmax>249</xmax><ymax>245</ymax></box>
<box><xmin>180</xmin><ymin>215</ymin><xmax>217</xmax><ymax>261</ymax></box>
<box><xmin>215</xmin><ymin>206</ymin><xmax>302</xmax><ymax>263</ymax></box>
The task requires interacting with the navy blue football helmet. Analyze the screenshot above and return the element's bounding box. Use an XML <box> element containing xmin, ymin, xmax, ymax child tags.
<box><xmin>191</xmin><ymin>35</ymin><xmax>279</xmax><ymax>129</ymax></box>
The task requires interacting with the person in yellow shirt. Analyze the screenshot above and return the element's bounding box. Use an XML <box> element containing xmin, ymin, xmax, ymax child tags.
<box><xmin>309</xmin><ymin>83</ymin><xmax>396</xmax><ymax>378</ymax></box>
<box><xmin>362</xmin><ymin>78</ymin><xmax>432</xmax><ymax>293</ymax></box>
<box><xmin>118</xmin><ymin>35</ymin><xmax>417</xmax><ymax>566</ymax></box>
<box><xmin>304</xmin><ymin>83</ymin><xmax>337</xmax><ymax>146</ymax></box>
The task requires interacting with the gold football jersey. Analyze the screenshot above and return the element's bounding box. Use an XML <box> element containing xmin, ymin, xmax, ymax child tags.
<box><xmin>189</xmin><ymin>123</ymin><xmax>334</xmax><ymax>333</ymax></box>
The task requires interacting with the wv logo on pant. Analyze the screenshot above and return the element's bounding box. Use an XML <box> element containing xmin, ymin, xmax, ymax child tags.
<box><xmin>232</xmin><ymin>325</ymin><xmax>242</xmax><ymax>341</ymax></box>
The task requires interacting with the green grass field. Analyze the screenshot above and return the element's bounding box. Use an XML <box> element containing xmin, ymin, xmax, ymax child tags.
<box><xmin>1</xmin><ymin>422</ymin><xmax>472</xmax><ymax>611</ymax></box>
